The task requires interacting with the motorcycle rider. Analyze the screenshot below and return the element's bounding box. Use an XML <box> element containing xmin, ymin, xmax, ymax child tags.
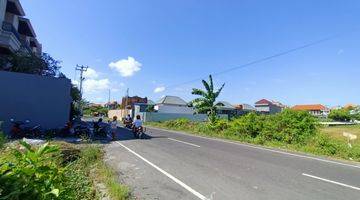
<box><xmin>132</xmin><ymin>115</ymin><xmax>143</xmax><ymax>133</ymax></box>
<box><xmin>124</xmin><ymin>114</ymin><xmax>133</xmax><ymax>128</ymax></box>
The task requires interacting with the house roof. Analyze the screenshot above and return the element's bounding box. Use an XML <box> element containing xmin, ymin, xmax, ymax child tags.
<box><xmin>255</xmin><ymin>99</ymin><xmax>272</xmax><ymax>105</ymax></box>
<box><xmin>235</xmin><ymin>104</ymin><xmax>256</xmax><ymax>111</ymax></box>
<box><xmin>292</xmin><ymin>104</ymin><xmax>327</xmax><ymax>111</ymax></box>
<box><xmin>147</xmin><ymin>100</ymin><xmax>155</xmax><ymax>105</ymax></box>
<box><xmin>157</xmin><ymin>96</ymin><xmax>188</xmax><ymax>106</ymax></box>
<box><xmin>216</xmin><ymin>101</ymin><xmax>235</xmax><ymax>110</ymax></box>
<box><xmin>344</xmin><ymin>103</ymin><xmax>358</xmax><ymax>109</ymax></box>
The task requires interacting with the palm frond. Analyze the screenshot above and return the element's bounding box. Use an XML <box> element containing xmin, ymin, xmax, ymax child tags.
<box><xmin>214</xmin><ymin>83</ymin><xmax>225</xmax><ymax>98</ymax></box>
<box><xmin>209</xmin><ymin>75</ymin><xmax>214</xmax><ymax>92</ymax></box>
<box><xmin>191</xmin><ymin>88</ymin><xmax>207</xmax><ymax>97</ymax></box>
<box><xmin>202</xmin><ymin>79</ymin><xmax>211</xmax><ymax>94</ymax></box>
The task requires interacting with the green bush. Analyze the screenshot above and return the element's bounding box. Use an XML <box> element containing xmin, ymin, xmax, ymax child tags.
<box><xmin>328</xmin><ymin>108</ymin><xmax>351</xmax><ymax>122</ymax></box>
<box><xmin>0</xmin><ymin>141</ymin><xmax>95</xmax><ymax>200</ymax></box>
<box><xmin>0</xmin><ymin>132</ymin><xmax>5</xmax><ymax>149</ymax></box>
<box><xmin>229</xmin><ymin>112</ymin><xmax>265</xmax><ymax>138</ymax></box>
<box><xmin>261</xmin><ymin>109</ymin><xmax>318</xmax><ymax>144</ymax></box>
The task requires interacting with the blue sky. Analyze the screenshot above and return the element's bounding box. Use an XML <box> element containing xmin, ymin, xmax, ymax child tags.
<box><xmin>22</xmin><ymin>0</ymin><xmax>360</xmax><ymax>106</ymax></box>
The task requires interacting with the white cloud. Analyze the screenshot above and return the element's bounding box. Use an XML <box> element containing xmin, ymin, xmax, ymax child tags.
<box><xmin>83</xmin><ymin>79</ymin><xmax>110</xmax><ymax>93</ymax></box>
<box><xmin>109</xmin><ymin>57</ymin><xmax>142</xmax><ymax>77</ymax></box>
<box><xmin>83</xmin><ymin>68</ymin><xmax>99</xmax><ymax>79</ymax></box>
<box><xmin>154</xmin><ymin>86</ymin><xmax>166</xmax><ymax>93</ymax></box>
<box><xmin>71</xmin><ymin>80</ymin><xmax>79</xmax><ymax>85</ymax></box>
<box><xmin>120</xmin><ymin>82</ymin><xmax>125</xmax><ymax>87</ymax></box>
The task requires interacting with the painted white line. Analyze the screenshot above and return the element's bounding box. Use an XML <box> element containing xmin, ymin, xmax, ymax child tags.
<box><xmin>302</xmin><ymin>173</ymin><xmax>360</xmax><ymax>191</ymax></box>
<box><xmin>115</xmin><ymin>141</ymin><xmax>208</xmax><ymax>200</ymax></box>
<box><xmin>147</xmin><ymin>127</ymin><xmax>360</xmax><ymax>169</ymax></box>
<box><xmin>168</xmin><ymin>138</ymin><xmax>201</xmax><ymax>148</ymax></box>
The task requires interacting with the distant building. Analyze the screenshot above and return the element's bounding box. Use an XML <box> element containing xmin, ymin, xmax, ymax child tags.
<box><xmin>120</xmin><ymin>96</ymin><xmax>148</xmax><ymax>109</ymax></box>
<box><xmin>216</xmin><ymin>101</ymin><xmax>237</xmax><ymax>117</ymax></box>
<box><xmin>292</xmin><ymin>104</ymin><xmax>330</xmax><ymax>117</ymax></box>
<box><xmin>104</xmin><ymin>101</ymin><xmax>119</xmax><ymax>109</ymax></box>
<box><xmin>254</xmin><ymin>99</ymin><xmax>283</xmax><ymax>114</ymax></box>
<box><xmin>344</xmin><ymin>103</ymin><xmax>358</xmax><ymax>110</ymax></box>
<box><xmin>235</xmin><ymin>103</ymin><xmax>256</xmax><ymax>115</ymax></box>
<box><xmin>154</xmin><ymin>96</ymin><xmax>193</xmax><ymax>114</ymax></box>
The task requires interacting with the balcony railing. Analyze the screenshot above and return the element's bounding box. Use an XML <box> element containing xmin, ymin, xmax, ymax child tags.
<box><xmin>20</xmin><ymin>40</ymin><xmax>32</xmax><ymax>53</ymax></box>
<box><xmin>2</xmin><ymin>21</ymin><xmax>21</xmax><ymax>41</ymax></box>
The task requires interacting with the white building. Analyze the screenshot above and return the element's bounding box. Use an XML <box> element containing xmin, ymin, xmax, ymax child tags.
<box><xmin>154</xmin><ymin>96</ymin><xmax>194</xmax><ymax>114</ymax></box>
<box><xmin>0</xmin><ymin>0</ymin><xmax>41</xmax><ymax>55</ymax></box>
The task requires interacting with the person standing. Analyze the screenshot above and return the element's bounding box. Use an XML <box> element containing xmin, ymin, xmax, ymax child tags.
<box><xmin>110</xmin><ymin>116</ymin><xmax>118</xmax><ymax>140</ymax></box>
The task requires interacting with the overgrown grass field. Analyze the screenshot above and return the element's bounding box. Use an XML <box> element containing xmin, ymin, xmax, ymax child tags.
<box><xmin>147</xmin><ymin>110</ymin><xmax>360</xmax><ymax>162</ymax></box>
<box><xmin>321</xmin><ymin>125</ymin><xmax>360</xmax><ymax>145</ymax></box>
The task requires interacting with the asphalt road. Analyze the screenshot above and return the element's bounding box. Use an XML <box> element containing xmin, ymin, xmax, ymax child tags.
<box><xmin>104</xmin><ymin>126</ymin><xmax>360</xmax><ymax>200</ymax></box>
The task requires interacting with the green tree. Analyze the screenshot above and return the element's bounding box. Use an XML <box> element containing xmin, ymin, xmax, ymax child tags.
<box><xmin>191</xmin><ymin>75</ymin><xmax>225</xmax><ymax>124</ymax></box>
<box><xmin>328</xmin><ymin>108</ymin><xmax>351</xmax><ymax>122</ymax></box>
<box><xmin>0</xmin><ymin>52</ymin><xmax>61</xmax><ymax>77</ymax></box>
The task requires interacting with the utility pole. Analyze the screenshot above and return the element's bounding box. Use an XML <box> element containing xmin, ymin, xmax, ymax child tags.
<box><xmin>108</xmin><ymin>89</ymin><xmax>111</xmax><ymax>108</ymax></box>
<box><xmin>75</xmin><ymin>65</ymin><xmax>88</xmax><ymax>115</ymax></box>
<box><xmin>75</xmin><ymin>65</ymin><xmax>88</xmax><ymax>97</ymax></box>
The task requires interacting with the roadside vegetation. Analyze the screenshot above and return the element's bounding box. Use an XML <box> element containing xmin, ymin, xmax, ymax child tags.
<box><xmin>147</xmin><ymin>111</ymin><xmax>360</xmax><ymax>162</ymax></box>
<box><xmin>0</xmin><ymin>140</ymin><xmax>129</xmax><ymax>200</ymax></box>
<box><xmin>147</xmin><ymin>74</ymin><xmax>360</xmax><ymax>162</ymax></box>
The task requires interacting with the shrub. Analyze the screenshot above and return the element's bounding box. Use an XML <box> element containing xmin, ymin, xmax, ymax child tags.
<box><xmin>0</xmin><ymin>132</ymin><xmax>5</xmax><ymax>149</ymax></box>
<box><xmin>229</xmin><ymin>112</ymin><xmax>264</xmax><ymax>138</ymax></box>
<box><xmin>328</xmin><ymin>108</ymin><xmax>351</xmax><ymax>122</ymax></box>
<box><xmin>261</xmin><ymin>109</ymin><xmax>318</xmax><ymax>144</ymax></box>
<box><xmin>0</xmin><ymin>141</ymin><xmax>95</xmax><ymax>200</ymax></box>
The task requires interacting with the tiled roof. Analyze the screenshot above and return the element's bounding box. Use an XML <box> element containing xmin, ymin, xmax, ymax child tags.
<box><xmin>255</xmin><ymin>99</ymin><xmax>272</xmax><ymax>105</ymax></box>
<box><xmin>292</xmin><ymin>104</ymin><xmax>327</xmax><ymax>111</ymax></box>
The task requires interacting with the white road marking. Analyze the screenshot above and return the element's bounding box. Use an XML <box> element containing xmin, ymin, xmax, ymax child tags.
<box><xmin>115</xmin><ymin>141</ymin><xmax>209</xmax><ymax>200</ymax></box>
<box><xmin>168</xmin><ymin>138</ymin><xmax>201</xmax><ymax>148</ymax></box>
<box><xmin>302</xmin><ymin>173</ymin><xmax>360</xmax><ymax>191</ymax></box>
<box><xmin>147</xmin><ymin>127</ymin><xmax>360</xmax><ymax>169</ymax></box>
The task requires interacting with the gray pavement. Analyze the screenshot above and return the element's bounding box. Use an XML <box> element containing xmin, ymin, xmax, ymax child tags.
<box><xmin>104</xmin><ymin>126</ymin><xmax>360</xmax><ymax>200</ymax></box>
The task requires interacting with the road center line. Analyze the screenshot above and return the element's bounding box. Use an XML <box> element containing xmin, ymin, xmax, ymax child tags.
<box><xmin>168</xmin><ymin>138</ymin><xmax>201</xmax><ymax>148</ymax></box>
<box><xmin>302</xmin><ymin>173</ymin><xmax>360</xmax><ymax>191</ymax></box>
<box><xmin>115</xmin><ymin>141</ymin><xmax>208</xmax><ymax>200</ymax></box>
<box><xmin>148</xmin><ymin>127</ymin><xmax>360</xmax><ymax>169</ymax></box>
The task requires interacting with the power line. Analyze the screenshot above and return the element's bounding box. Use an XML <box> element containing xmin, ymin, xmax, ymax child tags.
<box><xmin>166</xmin><ymin>31</ymin><xmax>352</xmax><ymax>89</ymax></box>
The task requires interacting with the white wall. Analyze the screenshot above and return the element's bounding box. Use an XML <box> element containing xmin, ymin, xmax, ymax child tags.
<box><xmin>155</xmin><ymin>104</ymin><xmax>194</xmax><ymax>114</ymax></box>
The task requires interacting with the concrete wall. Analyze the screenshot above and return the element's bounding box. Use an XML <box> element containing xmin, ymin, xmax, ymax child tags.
<box><xmin>154</xmin><ymin>104</ymin><xmax>194</xmax><ymax>114</ymax></box>
<box><xmin>143</xmin><ymin>112</ymin><xmax>228</xmax><ymax>122</ymax></box>
<box><xmin>0</xmin><ymin>71</ymin><xmax>72</xmax><ymax>132</ymax></box>
<box><xmin>108</xmin><ymin>109</ymin><xmax>131</xmax><ymax>120</ymax></box>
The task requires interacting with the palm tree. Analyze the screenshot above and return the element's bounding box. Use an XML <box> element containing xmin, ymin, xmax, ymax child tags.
<box><xmin>191</xmin><ymin>75</ymin><xmax>225</xmax><ymax>124</ymax></box>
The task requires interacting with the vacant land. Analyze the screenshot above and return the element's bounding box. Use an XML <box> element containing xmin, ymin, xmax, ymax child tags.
<box><xmin>321</xmin><ymin>125</ymin><xmax>360</xmax><ymax>145</ymax></box>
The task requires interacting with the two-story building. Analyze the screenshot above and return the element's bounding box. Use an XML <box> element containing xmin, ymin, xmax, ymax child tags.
<box><xmin>0</xmin><ymin>0</ymin><xmax>41</xmax><ymax>55</ymax></box>
<box><xmin>292</xmin><ymin>104</ymin><xmax>330</xmax><ymax>117</ymax></box>
<box><xmin>254</xmin><ymin>99</ymin><xmax>283</xmax><ymax>114</ymax></box>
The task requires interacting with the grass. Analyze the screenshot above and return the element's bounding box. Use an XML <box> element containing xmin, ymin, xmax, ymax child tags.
<box><xmin>57</xmin><ymin>142</ymin><xmax>130</xmax><ymax>200</ymax></box>
<box><xmin>0</xmin><ymin>141</ymin><xmax>130</xmax><ymax>200</ymax></box>
<box><xmin>320</xmin><ymin>125</ymin><xmax>360</xmax><ymax>145</ymax></box>
<box><xmin>146</xmin><ymin>120</ymin><xmax>360</xmax><ymax>162</ymax></box>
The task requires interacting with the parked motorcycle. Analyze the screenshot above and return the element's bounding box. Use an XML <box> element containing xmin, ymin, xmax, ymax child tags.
<box><xmin>10</xmin><ymin>119</ymin><xmax>42</xmax><ymax>139</ymax></box>
<box><xmin>93</xmin><ymin>121</ymin><xmax>108</xmax><ymax>138</ymax></box>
